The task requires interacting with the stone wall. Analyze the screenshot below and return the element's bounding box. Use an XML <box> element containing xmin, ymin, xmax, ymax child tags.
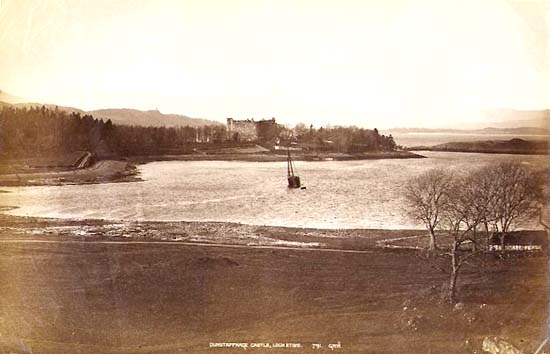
<box><xmin>226</xmin><ymin>118</ymin><xmax>277</xmax><ymax>142</ymax></box>
<box><xmin>227</xmin><ymin>118</ymin><xmax>257</xmax><ymax>141</ymax></box>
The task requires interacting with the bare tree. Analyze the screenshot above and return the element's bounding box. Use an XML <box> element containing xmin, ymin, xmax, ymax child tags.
<box><xmin>404</xmin><ymin>169</ymin><xmax>453</xmax><ymax>251</ymax></box>
<box><xmin>405</xmin><ymin>163</ymin><xmax>544</xmax><ymax>303</ymax></box>
<box><xmin>440</xmin><ymin>173</ymin><xmax>491</xmax><ymax>303</ymax></box>
<box><xmin>465</xmin><ymin>167</ymin><xmax>499</xmax><ymax>250</ymax></box>
<box><xmin>488</xmin><ymin>162</ymin><xmax>544</xmax><ymax>254</ymax></box>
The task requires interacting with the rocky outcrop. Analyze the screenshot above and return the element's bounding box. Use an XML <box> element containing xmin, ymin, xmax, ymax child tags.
<box><xmin>482</xmin><ymin>337</ymin><xmax>524</xmax><ymax>354</ymax></box>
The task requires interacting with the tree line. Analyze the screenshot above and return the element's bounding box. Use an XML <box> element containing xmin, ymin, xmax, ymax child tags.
<box><xmin>0</xmin><ymin>106</ymin><xmax>399</xmax><ymax>159</ymax></box>
<box><xmin>0</xmin><ymin>106</ymin><xmax>227</xmax><ymax>158</ymax></box>
<box><xmin>404</xmin><ymin>162</ymin><xmax>546</xmax><ymax>303</ymax></box>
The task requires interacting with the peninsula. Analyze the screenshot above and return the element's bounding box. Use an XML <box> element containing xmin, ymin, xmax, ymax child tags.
<box><xmin>408</xmin><ymin>138</ymin><xmax>548</xmax><ymax>155</ymax></box>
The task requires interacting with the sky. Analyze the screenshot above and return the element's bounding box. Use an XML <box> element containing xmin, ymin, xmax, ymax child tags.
<box><xmin>0</xmin><ymin>0</ymin><xmax>549</xmax><ymax>128</ymax></box>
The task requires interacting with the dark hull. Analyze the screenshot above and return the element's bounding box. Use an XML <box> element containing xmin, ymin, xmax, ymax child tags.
<box><xmin>288</xmin><ymin>175</ymin><xmax>301</xmax><ymax>188</ymax></box>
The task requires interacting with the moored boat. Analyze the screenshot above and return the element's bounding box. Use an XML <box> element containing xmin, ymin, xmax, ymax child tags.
<box><xmin>287</xmin><ymin>148</ymin><xmax>301</xmax><ymax>188</ymax></box>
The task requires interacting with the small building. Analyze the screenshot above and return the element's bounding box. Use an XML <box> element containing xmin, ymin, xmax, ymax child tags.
<box><xmin>489</xmin><ymin>231</ymin><xmax>548</xmax><ymax>252</ymax></box>
<box><xmin>299</xmin><ymin>140</ymin><xmax>335</xmax><ymax>152</ymax></box>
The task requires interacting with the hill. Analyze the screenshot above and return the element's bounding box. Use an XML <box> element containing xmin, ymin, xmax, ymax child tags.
<box><xmin>89</xmin><ymin>108</ymin><xmax>220</xmax><ymax>128</ymax></box>
<box><xmin>0</xmin><ymin>90</ymin><xmax>29</xmax><ymax>104</ymax></box>
<box><xmin>6</xmin><ymin>102</ymin><xmax>86</xmax><ymax>115</ymax></box>
<box><xmin>0</xmin><ymin>89</ymin><xmax>221</xmax><ymax>128</ymax></box>
<box><xmin>1</xmin><ymin>102</ymin><xmax>221</xmax><ymax>128</ymax></box>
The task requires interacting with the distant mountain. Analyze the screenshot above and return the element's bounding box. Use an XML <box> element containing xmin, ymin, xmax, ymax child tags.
<box><xmin>385</xmin><ymin>126</ymin><xmax>550</xmax><ymax>136</ymax></box>
<box><xmin>482</xmin><ymin>109</ymin><xmax>550</xmax><ymax>129</ymax></box>
<box><xmin>386</xmin><ymin>109</ymin><xmax>550</xmax><ymax>133</ymax></box>
<box><xmin>0</xmin><ymin>90</ymin><xmax>221</xmax><ymax>128</ymax></box>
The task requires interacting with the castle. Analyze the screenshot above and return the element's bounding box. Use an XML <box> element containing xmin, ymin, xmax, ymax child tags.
<box><xmin>226</xmin><ymin>117</ymin><xmax>277</xmax><ymax>141</ymax></box>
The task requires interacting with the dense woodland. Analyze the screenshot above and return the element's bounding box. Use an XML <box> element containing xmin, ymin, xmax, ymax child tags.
<box><xmin>0</xmin><ymin>106</ymin><xmax>226</xmax><ymax>158</ymax></box>
<box><xmin>0</xmin><ymin>106</ymin><xmax>397</xmax><ymax>159</ymax></box>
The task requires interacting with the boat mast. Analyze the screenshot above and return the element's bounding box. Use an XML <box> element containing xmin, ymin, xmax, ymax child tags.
<box><xmin>287</xmin><ymin>147</ymin><xmax>294</xmax><ymax>177</ymax></box>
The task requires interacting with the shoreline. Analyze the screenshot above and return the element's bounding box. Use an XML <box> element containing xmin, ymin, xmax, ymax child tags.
<box><xmin>0</xmin><ymin>212</ymin><xmax>425</xmax><ymax>251</ymax></box>
<box><xmin>129</xmin><ymin>150</ymin><xmax>425</xmax><ymax>164</ymax></box>
<box><xmin>0</xmin><ymin>150</ymin><xmax>423</xmax><ymax>187</ymax></box>
<box><xmin>0</xmin><ymin>159</ymin><xmax>140</xmax><ymax>187</ymax></box>
<box><xmin>1</xmin><ymin>212</ymin><xmax>545</xmax><ymax>251</ymax></box>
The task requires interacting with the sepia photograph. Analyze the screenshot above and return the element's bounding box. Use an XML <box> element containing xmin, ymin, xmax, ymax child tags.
<box><xmin>0</xmin><ymin>1</ymin><xmax>549</xmax><ymax>353</ymax></box>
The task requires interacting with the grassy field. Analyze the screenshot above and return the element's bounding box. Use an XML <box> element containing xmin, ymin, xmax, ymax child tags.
<box><xmin>0</xmin><ymin>216</ymin><xmax>547</xmax><ymax>354</ymax></box>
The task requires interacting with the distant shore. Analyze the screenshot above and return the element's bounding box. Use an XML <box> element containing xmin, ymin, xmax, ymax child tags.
<box><xmin>408</xmin><ymin>138</ymin><xmax>548</xmax><ymax>155</ymax></box>
<box><xmin>129</xmin><ymin>150</ymin><xmax>424</xmax><ymax>163</ymax></box>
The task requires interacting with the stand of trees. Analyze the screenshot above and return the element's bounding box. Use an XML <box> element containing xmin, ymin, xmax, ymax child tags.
<box><xmin>107</xmin><ymin>124</ymin><xmax>226</xmax><ymax>156</ymax></box>
<box><xmin>290</xmin><ymin>124</ymin><xmax>397</xmax><ymax>152</ymax></box>
<box><xmin>0</xmin><ymin>106</ymin><xmax>105</xmax><ymax>158</ymax></box>
<box><xmin>0</xmin><ymin>106</ymin><xmax>226</xmax><ymax>158</ymax></box>
<box><xmin>405</xmin><ymin>162</ymin><xmax>545</xmax><ymax>303</ymax></box>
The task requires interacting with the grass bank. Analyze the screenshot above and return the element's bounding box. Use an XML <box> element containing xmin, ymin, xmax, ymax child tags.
<box><xmin>0</xmin><ymin>214</ymin><xmax>546</xmax><ymax>354</ymax></box>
